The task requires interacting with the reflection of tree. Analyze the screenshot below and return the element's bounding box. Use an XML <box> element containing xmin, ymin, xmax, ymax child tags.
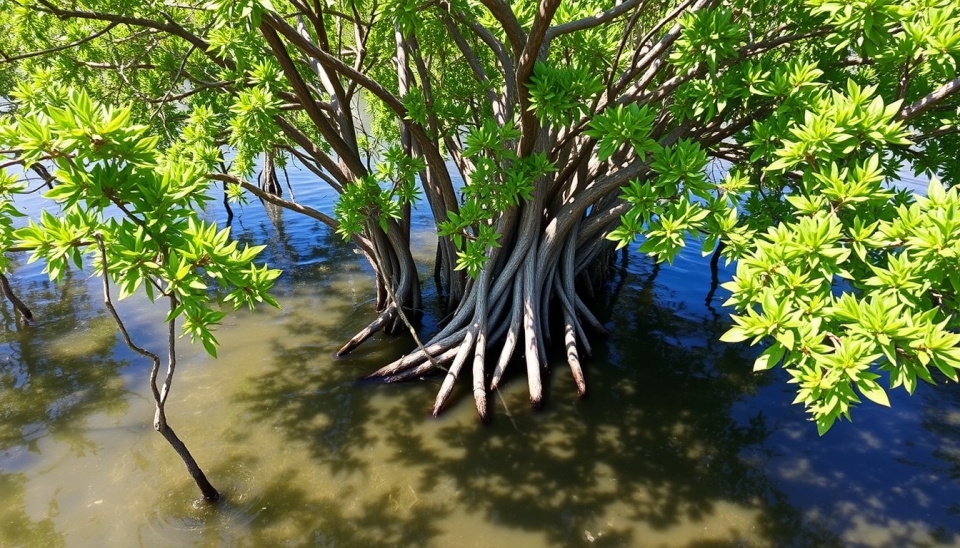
<box><xmin>0</xmin><ymin>271</ymin><xmax>130</xmax><ymax>546</ymax></box>
<box><xmin>0</xmin><ymin>473</ymin><xmax>64</xmax><ymax>548</ymax></box>
<box><xmin>918</xmin><ymin>382</ymin><xmax>960</xmax><ymax>545</ymax></box>
<box><xmin>921</xmin><ymin>383</ymin><xmax>960</xmax><ymax>480</ymax></box>
<box><xmin>227</xmin><ymin>195</ymin><xmax>356</xmax><ymax>282</ymax></box>
<box><xmin>0</xmin><ymin>272</ymin><xmax>130</xmax><ymax>454</ymax></box>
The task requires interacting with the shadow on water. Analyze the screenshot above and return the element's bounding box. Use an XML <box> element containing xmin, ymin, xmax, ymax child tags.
<box><xmin>3</xmin><ymin>174</ymin><xmax>960</xmax><ymax>546</ymax></box>
<box><xmin>0</xmin><ymin>472</ymin><xmax>64</xmax><ymax>547</ymax></box>
<box><xmin>215</xmin><ymin>291</ymin><xmax>451</xmax><ymax>546</ymax></box>
<box><xmin>218</xmin><ymin>248</ymin><xmax>848</xmax><ymax>547</ymax></box>
<box><xmin>376</xmin><ymin>258</ymin><xmax>844</xmax><ymax>548</ymax></box>
<box><xmin>0</xmin><ymin>263</ymin><xmax>132</xmax><ymax>547</ymax></box>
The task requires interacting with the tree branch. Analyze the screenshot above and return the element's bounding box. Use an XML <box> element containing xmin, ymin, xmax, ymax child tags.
<box><xmin>516</xmin><ymin>0</ymin><xmax>562</xmax><ymax>156</ymax></box>
<box><xmin>438</xmin><ymin>11</ymin><xmax>505</xmax><ymax>123</ymax></box>
<box><xmin>259</xmin><ymin>22</ymin><xmax>368</xmax><ymax>179</ymax></box>
<box><xmin>476</xmin><ymin>0</ymin><xmax>526</xmax><ymax>58</ymax></box>
<box><xmin>95</xmin><ymin>233</ymin><xmax>163</xmax><ymax>406</ymax></box>
<box><xmin>33</xmin><ymin>0</ymin><xmax>234</xmax><ymax>71</ymax></box>
<box><xmin>898</xmin><ymin>75</ymin><xmax>960</xmax><ymax>122</ymax></box>
<box><xmin>545</xmin><ymin>0</ymin><xmax>649</xmax><ymax>43</ymax></box>
<box><xmin>261</xmin><ymin>11</ymin><xmax>406</xmax><ymax>116</ymax></box>
<box><xmin>0</xmin><ymin>21</ymin><xmax>119</xmax><ymax>64</ymax></box>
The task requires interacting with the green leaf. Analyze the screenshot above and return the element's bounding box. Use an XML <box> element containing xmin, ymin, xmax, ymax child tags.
<box><xmin>856</xmin><ymin>379</ymin><xmax>891</xmax><ymax>407</ymax></box>
<box><xmin>720</xmin><ymin>326</ymin><xmax>749</xmax><ymax>343</ymax></box>
<box><xmin>754</xmin><ymin>343</ymin><xmax>785</xmax><ymax>371</ymax></box>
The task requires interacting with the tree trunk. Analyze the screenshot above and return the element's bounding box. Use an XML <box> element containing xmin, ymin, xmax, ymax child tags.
<box><xmin>96</xmin><ymin>235</ymin><xmax>221</xmax><ymax>502</ymax></box>
<box><xmin>259</xmin><ymin>149</ymin><xmax>282</xmax><ymax>196</ymax></box>
<box><xmin>156</xmin><ymin>423</ymin><xmax>221</xmax><ymax>501</ymax></box>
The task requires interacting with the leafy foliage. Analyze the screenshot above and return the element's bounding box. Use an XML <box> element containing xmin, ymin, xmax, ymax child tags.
<box><xmin>1</xmin><ymin>0</ymin><xmax>960</xmax><ymax>435</ymax></box>
<box><xmin>0</xmin><ymin>86</ymin><xmax>280</xmax><ymax>357</ymax></box>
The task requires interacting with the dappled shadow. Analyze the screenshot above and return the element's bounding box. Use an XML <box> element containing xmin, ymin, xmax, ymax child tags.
<box><xmin>233</xmin><ymin>336</ymin><xmax>379</xmax><ymax>475</ymax></box>
<box><xmin>374</xmin><ymin>256</ymin><xmax>846</xmax><ymax>548</ymax></box>
<box><xmin>0</xmin><ymin>472</ymin><xmax>64</xmax><ymax>547</ymax></box>
<box><xmin>227</xmin><ymin>246</ymin><xmax>847</xmax><ymax>546</ymax></box>
<box><xmin>0</xmin><ymin>267</ymin><xmax>132</xmax><ymax>546</ymax></box>
<box><xmin>231</xmin><ymin>466</ymin><xmax>446</xmax><ymax>547</ymax></box>
<box><xmin>225</xmin><ymin>282</ymin><xmax>451</xmax><ymax>545</ymax></box>
<box><xmin>207</xmin><ymin>196</ymin><xmax>960</xmax><ymax>546</ymax></box>
<box><xmin>141</xmin><ymin>448</ymin><xmax>449</xmax><ymax>547</ymax></box>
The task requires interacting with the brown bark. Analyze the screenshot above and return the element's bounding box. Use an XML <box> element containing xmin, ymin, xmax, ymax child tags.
<box><xmin>0</xmin><ymin>273</ymin><xmax>33</xmax><ymax>321</ymax></box>
<box><xmin>95</xmin><ymin>235</ymin><xmax>220</xmax><ymax>502</ymax></box>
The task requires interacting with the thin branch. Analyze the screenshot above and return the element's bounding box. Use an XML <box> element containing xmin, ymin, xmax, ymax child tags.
<box><xmin>159</xmin><ymin>295</ymin><xmax>178</xmax><ymax>408</ymax></box>
<box><xmin>149</xmin><ymin>43</ymin><xmax>199</xmax><ymax>121</ymax></box>
<box><xmin>274</xmin><ymin>119</ymin><xmax>350</xmax><ymax>188</ymax></box>
<box><xmin>450</xmin><ymin>6</ymin><xmax>517</xmax><ymax>119</ymax></box>
<box><xmin>280</xmin><ymin>145</ymin><xmax>342</xmax><ymax>190</ymax></box>
<box><xmin>0</xmin><ymin>22</ymin><xmax>119</xmax><ymax>64</ymax></box>
<box><xmin>144</xmin><ymin>79</ymin><xmax>231</xmax><ymax>104</ymax></box>
<box><xmin>739</xmin><ymin>27</ymin><xmax>830</xmax><ymax>55</ymax></box>
<box><xmin>33</xmin><ymin>0</ymin><xmax>235</xmax><ymax>72</ymax></box>
<box><xmin>613</xmin><ymin>0</ymin><xmax>701</xmax><ymax>92</ymax></box>
<box><xmin>95</xmin><ymin>233</ymin><xmax>163</xmax><ymax>406</ymax></box>
<box><xmin>545</xmin><ymin>0</ymin><xmax>648</xmax><ymax>43</ymax></box>
<box><xmin>439</xmin><ymin>10</ymin><xmax>504</xmax><ymax>122</ymax></box>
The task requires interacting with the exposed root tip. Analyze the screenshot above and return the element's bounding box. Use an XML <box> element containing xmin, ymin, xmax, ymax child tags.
<box><xmin>336</xmin><ymin>307</ymin><xmax>396</xmax><ymax>356</ymax></box>
<box><xmin>474</xmin><ymin>388</ymin><xmax>488</xmax><ymax>422</ymax></box>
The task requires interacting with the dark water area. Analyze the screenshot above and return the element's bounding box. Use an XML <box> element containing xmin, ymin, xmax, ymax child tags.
<box><xmin>0</xmin><ymin>165</ymin><xmax>958</xmax><ymax>547</ymax></box>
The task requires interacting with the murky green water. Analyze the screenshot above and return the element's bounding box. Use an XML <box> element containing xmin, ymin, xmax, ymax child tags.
<box><xmin>1</xmin><ymin>173</ymin><xmax>959</xmax><ymax>547</ymax></box>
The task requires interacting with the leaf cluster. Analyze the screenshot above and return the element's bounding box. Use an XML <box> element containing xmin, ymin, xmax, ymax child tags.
<box><xmin>0</xmin><ymin>87</ymin><xmax>280</xmax><ymax>357</ymax></box>
<box><xmin>437</xmin><ymin>120</ymin><xmax>554</xmax><ymax>277</ymax></box>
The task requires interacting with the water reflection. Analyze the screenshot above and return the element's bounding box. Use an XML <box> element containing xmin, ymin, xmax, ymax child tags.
<box><xmin>2</xmin><ymin>171</ymin><xmax>960</xmax><ymax>546</ymax></box>
<box><xmin>0</xmin><ymin>472</ymin><xmax>63</xmax><ymax>547</ymax></box>
<box><xmin>178</xmin><ymin>252</ymin><xmax>847</xmax><ymax>547</ymax></box>
<box><xmin>0</xmin><ymin>265</ymin><xmax>130</xmax><ymax>547</ymax></box>
<box><xmin>0</xmin><ymin>269</ymin><xmax>130</xmax><ymax>453</ymax></box>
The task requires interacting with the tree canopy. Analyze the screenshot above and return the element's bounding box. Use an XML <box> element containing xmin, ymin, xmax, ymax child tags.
<box><xmin>1</xmin><ymin>0</ymin><xmax>960</xmax><ymax>456</ymax></box>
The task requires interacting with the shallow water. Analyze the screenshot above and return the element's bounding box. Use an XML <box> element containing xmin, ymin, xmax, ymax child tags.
<box><xmin>1</xmin><ymin>169</ymin><xmax>959</xmax><ymax>547</ymax></box>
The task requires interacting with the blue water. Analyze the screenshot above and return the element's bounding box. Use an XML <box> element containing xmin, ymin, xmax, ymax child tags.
<box><xmin>0</xmin><ymin>159</ymin><xmax>958</xmax><ymax>547</ymax></box>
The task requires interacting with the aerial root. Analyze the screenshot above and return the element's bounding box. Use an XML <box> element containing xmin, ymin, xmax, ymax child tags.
<box><xmin>432</xmin><ymin>324</ymin><xmax>477</xmax><ymax>416</ymax></box>
<box><xmin>472</xmin><ymin>332</ymin><xmax>488</xmax><ymax>422</ymax></box>
<box><xmin>337</xmin><ymin>305</ymin><xmax>397</xmax><ymax>356</ymax></box>
<box><xmin>383</xmin><ymin>347</ymin><xmax>459</xmax><ymax>382</ymax></box>
<box><xmin>353</xmin><ymin>265</ymin><xmax>602</xmax><ymax>418</ymax></box>
<box><xmin>366</xmin><ymin>331</ymin><xmax>466</xmax><ymax>378</ymax></box>
<box><xmin>0</xmin><ymin>273</ymin><xmax>33</xmax><ymax>322</ymax></box>
<box><xmin>564</xmin><ymin>308</ymin><xmax>586</xmax><ymax>397</ymax></box>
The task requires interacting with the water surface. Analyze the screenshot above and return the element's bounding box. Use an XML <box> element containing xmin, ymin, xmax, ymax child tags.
<box><xmin>1</xmin><ymin>169</ymin><xmax>958</xmax><ymax>547</ymax></box>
